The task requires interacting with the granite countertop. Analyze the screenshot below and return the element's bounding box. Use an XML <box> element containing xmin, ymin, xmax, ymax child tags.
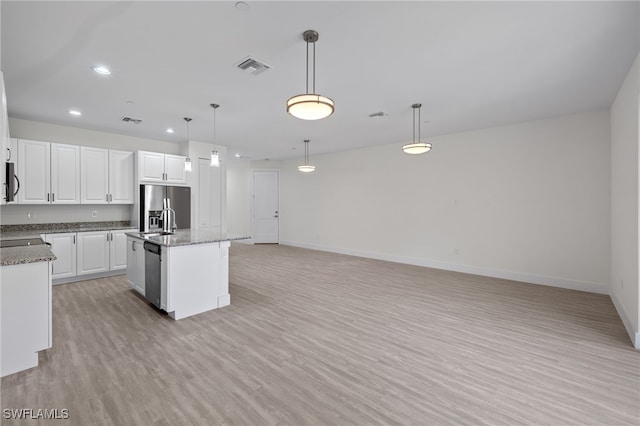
<box><xmin>0</xmin><ymin>245</ymin><xmax>56</xmax><ymax>266</ymax></box>
<box><xmin>126</xmin><ymin>229</ymin><xmax>250</xmax><ymax>247</ymax></box>
<box><xmin>0</xmin><ymin>221</ymin><xmax>135</xmax><ymax>240</ymax></box>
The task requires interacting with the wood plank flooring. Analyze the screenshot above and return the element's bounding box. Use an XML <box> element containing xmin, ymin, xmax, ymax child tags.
<box><xmin>2</xmin><ymin>243</ymin><xmax>639</xmax><ymax>425</ymax></box>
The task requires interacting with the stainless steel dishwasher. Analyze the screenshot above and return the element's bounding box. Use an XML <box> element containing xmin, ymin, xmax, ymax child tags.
<box><xmin>144</xmin><ymin>242</ymin><xmax>162</xmax><ymax>309</ymax></box>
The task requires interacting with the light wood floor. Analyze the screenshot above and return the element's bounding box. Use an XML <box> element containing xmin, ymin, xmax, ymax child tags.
<box><xmin>2</xmin><ymin>243</ymin><xmax>639</xmax><ymax>425</ymax></box>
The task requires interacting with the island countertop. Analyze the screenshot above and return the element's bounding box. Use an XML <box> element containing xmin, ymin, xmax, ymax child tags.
<box><xmin>126</xmin><ymin>229</ymin><xmax>250</xmax><ymax>247</ymax></box>
<box><xmin>0</xmin><ymin>245</ymin><xmax>56</xmax><ymax>266</ymax></box>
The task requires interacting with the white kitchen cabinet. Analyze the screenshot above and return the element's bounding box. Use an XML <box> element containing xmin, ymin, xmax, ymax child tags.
<box><xmin>18</xmin><ymin>139</ymin><xmax>50</xmax><ymax>204</ymax></box>
<box><xmin>80</xmin><ymin>147</ymin><xmax>109</xmax><ymax>204</ymax></box>
<box><xmin>1</xmin><ymin>260</ymin><xmax>52</xmax><ymax>377</ymax></box>
<box><xmin>77</xmin><ymin>231</ymin><xmax>110</xmax><ymax>276</ymax></box>
<box><xmin>50</xmin><ymin>143</ymin><xmax>81</xmax><ymax>204</ymax></box>
<box><xmin>138</xmin><ymin>151</ymin><xmax>187</xmax><ymax>185</ymax></box>
<box><xmin>2</xmin><ymin>138</ymin><xmax>18</xmax><ymax>204</ymax></box>
<box><xmin>109</xmin><ymin>229</ymin><xmax>129</xmax><ymax>271</ymax></box>
<box><xmin>109</xmin><ymin>150</ymin><xmax>134</xmax><ymax>203</ymax></box>
<box><xmin>126</xmin><ymin>237</ymin><xmax>145</xmax><ymax>295</ymax></box>
<box><xmin>81</xmin><ymin>148</ymin><xmax>134</xmax><ymax>204</ymax></box>
<box><xmin>44</xmin><ymin>233</ymin><xmax>77</xmax><ymax>280</ymax></box>
<box><xmin>164</xmin><ymin>154</ymin><xmax>187</xmax><ymax>184</ymax></box>
<box><xmin>18</xmin><ymin>140</ymin><xmax>80</xmax><ymax>204</ymax></box>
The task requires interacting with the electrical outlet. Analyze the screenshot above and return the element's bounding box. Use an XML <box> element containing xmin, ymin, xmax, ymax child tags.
<box><xmin>92</xmin><ymin>211</ymin><xmax>97</xmax><ymax>218</ymax></box>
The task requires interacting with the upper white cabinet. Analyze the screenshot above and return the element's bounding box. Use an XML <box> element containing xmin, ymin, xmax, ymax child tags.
<box><xmin>109</xmin><ymin>150</ymin><xmax>134</xmax><ymax>203</ymax></box>
<box><xmin>17</xmin><ymin>140</ymin><xmax>80</xmax><ymax>204</ymax></box>
<box><xmin>138</xmin><ymin>151</ymin><xmax>187</xmax><ymax>185</ymax></box>
<box><xmin>50</xmin><ymin>143</ymin><xmax>81</xmax><ymax>204</ymax></box>
<box><xmin>80</xmin><ymin>147</ymin><xmax>134</xmax><ymax>204</ymax></box>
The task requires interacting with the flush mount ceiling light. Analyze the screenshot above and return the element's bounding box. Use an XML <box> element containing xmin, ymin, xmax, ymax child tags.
<box><xmin>287</xmin><ymin>30</ymin><xmax>334</xmax><ymax>121</ymax></box>
<box><xmin>92</xmin><ymin>65</ymin><xmax>111</xmax><ymax>75</ymax></box>
<box><xmin>402</xmin><ymin>103</ymin><xmax>432</xmax><ymax>155</ymax></box>
<box><xmin>184</xmin><ymin>117</ymin><xmax>192</xmax><ymax>172</ymax></box>
<box><xmin>298</xmin><ymin>139</ymin><xmax>316</xmax><ymax>173</ymax></box>
<box><xmin>166</xmin><ymin>128</ymin><xmax>175</xmax><ymax>134</ymax></box>
<box><xmin>69</xmin><ymin>109</ymin><xmax>82</xmax><ymax>116</ymax></box>
<box><xmin>210</xmin><ymin>104</ymin><xmax>220</xmax><ymax>167</ymax></box>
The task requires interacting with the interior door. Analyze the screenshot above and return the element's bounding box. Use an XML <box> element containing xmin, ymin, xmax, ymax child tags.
<box><xmin>252</xmin><ymin>170</ymin><xmax>279</xmax><ymax>244</ymax></box>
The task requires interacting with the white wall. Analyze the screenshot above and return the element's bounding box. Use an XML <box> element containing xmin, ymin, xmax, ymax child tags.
<box><xmin>610</xmin><ymin>52</ymin><xmax>640</xmax><ymax>349</ymax></box>
<box><xmin>1</xmin><ymin>118</ymin><xmax>181</xmax><ymax>225</ymax></box>
<box><xmin>226</xmin><ymin>159</ymin><xmax>251</xmax><ymax>237</ymax></box>
<box><xmin>187</xmin><ymin>140</ymin><xmax>227</xmax><ymax>231</ymax></box>
<box><xmin>277</xmin><ymin>110</ymin><xmax>611</xmax><ymax>294</ymax></box>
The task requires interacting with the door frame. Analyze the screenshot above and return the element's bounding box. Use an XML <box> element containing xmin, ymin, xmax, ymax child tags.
<box><xmin>251</xmin><ymin>169</ymin><xmax>280</xmax><ymax>244</ymax></box>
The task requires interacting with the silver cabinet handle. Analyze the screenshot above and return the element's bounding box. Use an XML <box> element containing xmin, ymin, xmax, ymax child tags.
<box><xmin>73</xmin><ymin>235</ymin><xmax>76</xmax><ymax>244</ymax></box>
<box><xmin>6</xmin><ymin>148</ymin><xmax>11</xmax><ymax>161</ymax></box>
<box><xmin>110</xmin><ymin>194</ymin><xmax>113</xmax><ymax>202</ymax></box>
<box><xmin>52</xmin><ymin>193</ymin><xmax>55</xmax><ymax>202</ymax></box>
<box><xmin>47</xmin><ymin>193</ymin><xmax>50</xmax><ymax>202</ymax></box>
<box><xmin>132</xmin><ymin>241</ymin><xmax>136</xmax><ymax>251</ymax></box>
<box><xmin>106</xmin><ymin>194</ymin><xmax>109</xmax><ymax>202</ymax></box>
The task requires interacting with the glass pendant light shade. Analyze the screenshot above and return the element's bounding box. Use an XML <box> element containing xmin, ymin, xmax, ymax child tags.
<box><xmin>402</xmin><ymin>143</ymin><xmax>432</xmax><ymax>154</ymax></box>
<box><xmin>184</xmin><ymin>117</ymin><xmax>192</xmax><ymax>171</ymax></box>
<box><xmin>403</xmin><ymin>103</ymin><xmax>432</xmax><ymax>155</ymax></box>
<box><xmin>298</xmin><ymin>165</ymin><xmax>316</xmax><ymax>173</ymax></box>
<box><xmin>298</xmin><ymin>139</ymin><xmax>316</xmax><ymax>173</ymax></box>
<box><xmin>287</xmin><ymin>94</ymin><xmax>335</xmax><ymax>120</ymax></box>
<box><xmin>210</xmin><ymin>103</ymin><xmax>221</xmax><ymax>167</ymax></box>
<box><xmin>287</xmin><ymin>30</ymin><xmax>334</xmax><ymax>121</ymax></box>
<box><xmin>210</xmin><ymin>150</ymin><xmax>220</xmax><ymax>167</ymax></box>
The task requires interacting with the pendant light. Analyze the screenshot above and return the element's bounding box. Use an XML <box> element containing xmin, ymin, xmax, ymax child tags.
<box><xmin>298</xmin><ymin>139</ymin><xmax>316</xmax><ymax>173</ymax></box>
<box><xmin>184</xmin><ymin>117</ymin><xmax>192</xmax><ymax>172</ymax></box>
<box><xmin>402</xmin><ymin>103</ymin><xmax>432</xmax><ymax>155</ymax></box>
<box><xmin>287</xmin><ymin>30</ymin><xmax>335</xmax><ymax>121</ymax></box>
<box><xmin>210</xmin><ymin>103</ymin><xmax>220</xmax><ymax>167</ymax></box>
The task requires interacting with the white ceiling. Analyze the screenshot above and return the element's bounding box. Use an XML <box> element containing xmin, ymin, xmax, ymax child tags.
<box><xmin>2</xmin><ymin>1</ymin><xmax>638</xmax><ymax>160</ymax></box>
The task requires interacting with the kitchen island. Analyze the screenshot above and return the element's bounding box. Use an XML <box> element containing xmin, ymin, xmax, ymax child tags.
<box><xmin>126</xmin><ymin>229</ymin><xmax>248</xmax><ymax>320</ymax></box>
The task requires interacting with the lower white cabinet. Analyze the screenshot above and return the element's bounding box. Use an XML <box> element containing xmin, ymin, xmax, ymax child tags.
<box><xmin>126</xmin><ymin>237</ymin><xmax>145</xmax><ymax>295</ymax></box>
<box><xmin>44</xmin><ymin>233</ymin><xmax>77</xmax><ymax>279</ymax></box>
<box><xmin>110</xmin><ymin>230</ymin><xmax>128</xmax><ymax>271</ymax></box>
<box><xmin>77</xmin><ymin>231</ymin><xmax>110</xmax><ymax>276</ymax></box>
<box><xmin>43</xmin><ymin>229</ymin><xmax>129</xmax><ymax>282</ymax></box>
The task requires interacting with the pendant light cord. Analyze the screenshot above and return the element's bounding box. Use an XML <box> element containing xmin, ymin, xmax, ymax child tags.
<box><xmin>306</xmin><ymin>40</ymin><xmax>309</xmax><ymax>94</ymax></box>
<box><xmin>312</xmin><ymin>40</ymin><xmax>316</xmax><ymax>94</ymax></box>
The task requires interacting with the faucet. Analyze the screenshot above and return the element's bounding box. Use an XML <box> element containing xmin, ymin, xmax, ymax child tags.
<box><xmin>161</xmin><ymin>198</ymin><xmax>177</xmax><ymax>233</ymax></box>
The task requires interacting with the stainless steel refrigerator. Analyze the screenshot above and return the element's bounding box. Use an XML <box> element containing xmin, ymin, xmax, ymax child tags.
<box><xmin>140</xmin><ymin>185</ymin><xmax>191</xmax><ymax>232</ymax></box>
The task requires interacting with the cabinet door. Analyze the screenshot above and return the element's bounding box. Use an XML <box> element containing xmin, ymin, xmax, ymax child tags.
<box><xmin>109</xmin><ymin>150</ymin><xmax>134</xmax><ymax>203</ymax></box>
<box><xmin>77</xmin><ymin>231</ymin><xmax>109</xmax><ymax>276</ymax></box>
<box><xmin>17</xmin><ymin>139</ymin><xmax>50</xmax><ymax>204</ymax></box>
<box><xmin>44</xmin><ymin>233</ymin><xmax>76</xmax><ymax>280</ymax></box>
<box><xmin>109</xmin><ymin>230</ymin><xmax>128</xmax><ymax>271</ymax></box>
<box><xmin>138</xmin><ymin>151</ymin><xmax>165</xmax><ymax>183</ymax></box>
<box><xmin>50</xmin><ymin>143</ymin><xmax>80</xmax><ymax>204</ymax></box>
<box><xmin>164</xmin><ymin>154</ymin><xmax>187</xmax><ymax>185</ymax></box>
<box><xmin>80</xmin><ymin>147</ymin><xmax>109</xmax><ymax>204</ymax></box>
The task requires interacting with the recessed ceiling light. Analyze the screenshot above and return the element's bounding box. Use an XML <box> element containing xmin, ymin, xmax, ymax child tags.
<box><xmin>235</xmin><ymin>1</ymin><xmax>249</xmax><ymax>11</ymax></box>
<box><xmin>166</xmin><ymin>128</ymin><xmax>175</xmax><ymax>134</ymax></box>
<box><xmin>235</xmin><ymin>154</ymin><xmax>241</xmax><ymax>157</ymax></box>
<box><xmin>69</xmin><ymin>110</ymin><xmax>82</xmax><ymax>116</ymax></box>
<box><xmin>92</xmin><ymin>65</ymin><xmax>111</xmax><ymax>75</ymax></box>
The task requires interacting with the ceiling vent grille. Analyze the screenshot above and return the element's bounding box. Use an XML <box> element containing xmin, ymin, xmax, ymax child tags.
<box><xmin>236</xmin><ymin>57</ymin><xmax>270</xmax><ymax>75</ymax></box>
<box><xmin>121</xmin><ymin>116</ymin><xmax>142</xmax><ymax>124</ymax></box>
<box><xmin>368</xmin><ymin>111</ymin><xmax>389</xmax><ymax>118</ymax></box>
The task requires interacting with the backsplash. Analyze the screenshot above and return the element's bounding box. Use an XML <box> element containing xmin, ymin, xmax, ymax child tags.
<box><xmin>0</xmin><ymin>221</ymin><xmax>132</xmax><ymax>233</ymax></box>
<box><xmin>0</xmin><ymin>204</ymin><xmax>133</xmax><ymax>225</ymax></box>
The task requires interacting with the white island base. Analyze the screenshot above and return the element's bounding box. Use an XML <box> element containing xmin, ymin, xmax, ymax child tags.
<box><xmin>162</xmin><ymin>240</ymin><xmax>230</xmax><ymax>320</ymax></box>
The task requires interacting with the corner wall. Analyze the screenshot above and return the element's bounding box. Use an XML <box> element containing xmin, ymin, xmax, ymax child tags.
<box><xmin>279</xmin><ymin>110</ymin><xmax>611</xmax><ymax>294</ymax></box>
<box><xmin>610</xmin><ymin>52</ymin><xmax>640</xmax><ymax>349</ymax></box>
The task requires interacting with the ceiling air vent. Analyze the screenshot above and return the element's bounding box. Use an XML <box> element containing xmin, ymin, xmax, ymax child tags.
<box><xmin>121</xmin><ymin>116</ymin><xmax>142</xmax><ymax>124</ymax></box>
<box><xmin>235</xmin><ymin>57</ymin><xmax>270</xmax><ymax>75</ymax></box>
<box><xmin>368</xmin><ymin>111</ymin><xmax>389</xmax><ymax>118</ymax></box>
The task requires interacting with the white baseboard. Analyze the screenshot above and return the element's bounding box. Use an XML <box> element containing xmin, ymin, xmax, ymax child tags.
<box><xmin>234</xmin><ymin>238</ymin><xmax>254</xmax><ymax>245</ymax></box>
<box><xmin>279</xmin><ymin>240</ymin><xmax>609</xmax><ymax>295</ymax></box>
<box><xmin>610</xmin><ymin>291</ymin><xmax>640</xmax><ymax>349</ymax></box>
<box><xmin>53</xmin><ymin>270</ymin><xmax>125</xmax><ymax>285</ymax></box>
